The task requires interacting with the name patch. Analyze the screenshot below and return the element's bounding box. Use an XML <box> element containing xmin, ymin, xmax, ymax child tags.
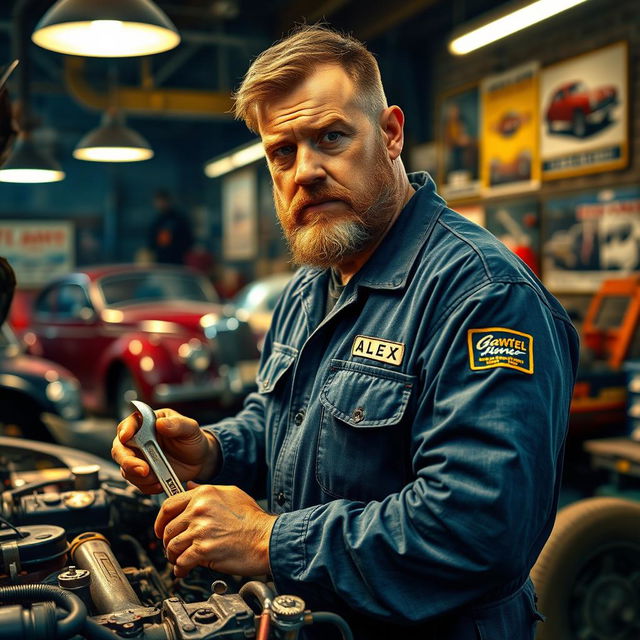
<box><xmin>351</xmin><ymin>335</ymin><xmax>405</xmax><ymax>366</ymax></box>
<box><xmin>468</xmin><ymin>327</ymin><xmax>533</xmax><ymax>374</ymax></box>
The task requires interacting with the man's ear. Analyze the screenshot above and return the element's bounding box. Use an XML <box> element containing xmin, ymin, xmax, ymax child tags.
<box><xmin>380</xmin><ymin>105</ymin><xmax>405</xmax><ymax>161</ymax></box>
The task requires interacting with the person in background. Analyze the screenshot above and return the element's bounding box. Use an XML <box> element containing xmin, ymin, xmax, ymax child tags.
<box><xmin>148</xmin><ymin>189</ymin><xmax>193</xmax><ymax>264</ymax></box>
<box><xmin>113</xmin><ymin>25</ymin><xmax>579</xmax><ymax>639</ymax></box>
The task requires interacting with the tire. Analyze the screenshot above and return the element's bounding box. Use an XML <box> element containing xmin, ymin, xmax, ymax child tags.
<box><xmin>532</xmin><ymin>497</ymin><xmax>640</xmax><ymax>640</ymax></box>
<box><xmin>572</xmin><ymin>110</ymin><xmax>587</xmax><ymax>138</ymax></box>
<box><xmin>112</xmin><ymin>367</ymin><xmax>139</xmax><ymax>421</ymax></box>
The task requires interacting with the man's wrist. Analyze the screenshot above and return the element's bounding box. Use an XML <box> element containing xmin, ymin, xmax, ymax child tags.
<box><xmin>195</xmin><ymin>429</ymin><xmax>221</xmax><ymax>482</ymax></box>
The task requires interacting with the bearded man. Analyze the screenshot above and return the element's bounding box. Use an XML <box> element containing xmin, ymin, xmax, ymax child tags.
<box><xmin>113</xmin><ymin>25</ymin><xmax>579</xmax><ymax>640</ymax></box>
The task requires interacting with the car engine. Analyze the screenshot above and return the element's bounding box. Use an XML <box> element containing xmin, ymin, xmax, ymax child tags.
<box><xmin>0</xmin><ymin>436</ymin><xmax>352</xmax><ymax>640</ymax></box>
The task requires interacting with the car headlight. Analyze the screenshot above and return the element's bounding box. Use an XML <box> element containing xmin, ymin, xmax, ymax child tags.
<box><xmin>46</xmin><ymin>378</ymin><xmax>83</xmax><ymax>420</ymax></box>
<box><xmin>178</xmin><ymin>339</ymin><xmax>211</xmax><ymax>372</ymax></box>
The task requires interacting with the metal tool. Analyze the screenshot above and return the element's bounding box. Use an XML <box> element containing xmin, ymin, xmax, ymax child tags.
<box><xmin>129</xmin><ymin>400</ymin><xmax>185</xmax><ymax>496</ymax></box>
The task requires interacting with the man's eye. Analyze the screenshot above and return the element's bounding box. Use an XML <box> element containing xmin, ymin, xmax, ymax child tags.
<box><xmin>273</xmin><ymin>145</ymin><xmax>294</xmax><ymax>158</ymax></box>
<box><xmin>322</xmin><ymin>131</ymin><xmax>344</xmax><ymax>144</ymax></box>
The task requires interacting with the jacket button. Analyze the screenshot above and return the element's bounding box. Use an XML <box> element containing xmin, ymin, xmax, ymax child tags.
<box><xmin>352</xmin><ymin>407</ymin><xmax>364</xmax><ymax>423</ymax></box>
<box><xmin>276</xmin><ymin>491</ymin><xmax>286</xmax><ymax>506</ymax></box>
<box><xmin>294</xmin><ymin>411</ymin><xmax>305</xmax><ymax>426</ymax></box>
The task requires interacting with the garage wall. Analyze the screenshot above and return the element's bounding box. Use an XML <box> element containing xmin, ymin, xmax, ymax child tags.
<box><xmin>428</xmin><ymin>0</ymin><xmax>639</xmax><ymax>195</ymax></box>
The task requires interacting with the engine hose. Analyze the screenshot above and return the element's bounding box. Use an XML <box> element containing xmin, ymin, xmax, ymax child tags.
<box><xmin>256</xmin><ymin>607</ymin><xmax>271</xmax><ymax>640</ymax></box>
<box><xmin>239</xmin><ymin>581</ymin><xmax>276</xmax><ymax>610</ymax></box>
<box><xmin>309</xmin><ymin>611</ymin><xmax>354</xmax><ymax>640</ymax></box>
<box><xmin>0</xmin><ymin>584</ymin><xmax>86</xmax><ymax>639</ymax></box>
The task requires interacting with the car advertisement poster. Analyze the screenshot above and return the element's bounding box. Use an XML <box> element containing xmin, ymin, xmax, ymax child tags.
<box><xmin>540</xmin><ymin>41</ymin><xmax>628</xmax><ymax>179</ymax></box>
<box><xmin>485</xmin><ymin>199</ymin><xmax>540</xmax><ymax>276</ymax></box>
<box><xmin>542</xmin><ymin>186</ymin><xmax>640</xmax><ymax>292</ymax></box>
<box><xmin>0</xmin><ymin>221</ymin><xmax>74</xmax><ymax>287</ymax></box>
<box><xmin>437</xmin><ymin>85</ymin><xmax>480</xmax><ymax>202</ymax></box>
<box><xmin>222</xmin><ymin>167</ymin><xmax>258</xmax><ymax>260</ymax></box>
<box><xmin>481</xmin><ymin>62</ymin><xmax>540</xmax><ymax>197</ymax></box>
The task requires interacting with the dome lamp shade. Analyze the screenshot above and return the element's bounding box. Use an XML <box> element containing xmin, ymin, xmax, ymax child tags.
<box><xmin>0</xmin><ymin>133</ymin><xmax>65</xmax><ymax>183</ymax></box>
<box><xmin>32</xmin><ymin>0</ymin><xmax>181</xmax><ymax>58</ymax></box>
<box><xmin>73</xmin><ymin>110</ymin><xmax>153</xmax><ymax>162</ymax></box>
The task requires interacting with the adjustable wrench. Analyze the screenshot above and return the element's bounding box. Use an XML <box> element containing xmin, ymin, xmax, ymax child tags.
<box><xmin>129</xmin><ymin>400</ymin><xmax>185</xmax><ymax>497</ymax></box>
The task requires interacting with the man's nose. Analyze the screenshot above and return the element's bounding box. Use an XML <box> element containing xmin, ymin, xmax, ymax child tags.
<box><xmin>294</xmin><ymin>145</ymin><xmax>326</xmax><ymax>185</ymax></box>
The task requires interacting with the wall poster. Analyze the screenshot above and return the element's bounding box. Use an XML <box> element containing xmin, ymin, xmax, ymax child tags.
<box><xmin>540</xmin><ymin>41</ymin><xmax>628</xmax><ymax>179</ymax></box>
<box><xmin>222</xmin><ymin>167</ymin><xmax>258</xmax><ymax>260</ymax></box>
<box><xmin>542</xmin><ymin>186</ymin><xmax>640</xmax><ymax>292</ymax></box>
<box><xmin>0</xmin><ymin>221</ymin><xmax>74</xmax><ymax>287</ymax></box>
<box><xmin>481</xmin><ymin>62</ymin><xmax>540</xmax><ymax>196</ymax></box>
<box><xmin>437</xmin><ymin>85</ymin><xmax>480</xmax><ymax>201</ymax></box>
<box><xmin>485</xmin><ymin>199</ymin><xmax>540</xmax><ymax>276</ymax></box>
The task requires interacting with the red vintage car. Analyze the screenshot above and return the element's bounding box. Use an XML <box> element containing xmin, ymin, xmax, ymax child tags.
<box><xmin>24</xmin><ymin>264</ymin><xmax>260</xmax><ymax>421</ymax></box>
<box><xmin>545</xmin><ymin>80</ymin><xmax>618</xmax><ymax>138</ymax></box>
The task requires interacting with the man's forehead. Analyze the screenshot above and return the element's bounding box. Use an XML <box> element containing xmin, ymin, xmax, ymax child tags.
<box><xmin>256</xmin><ymin>64</ymin><xmax>358</xmax><ymax>133</ymax></box>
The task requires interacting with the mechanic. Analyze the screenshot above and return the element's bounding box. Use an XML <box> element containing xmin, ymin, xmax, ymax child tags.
<box><xmin>113</xmin><ymin>25</ymin><xmax>579</xmax><ymax>639</ymax></box>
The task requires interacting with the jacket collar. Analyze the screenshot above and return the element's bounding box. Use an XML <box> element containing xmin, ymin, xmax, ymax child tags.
<box><xmin>291</xmin><ymin>171</ymin><xmax>446</xmax><ymax>296</ymax></box>
<box><xmin>354</xmin><ymin>171</ymin><xmax>445</xmax><ymax>290</ymax></box>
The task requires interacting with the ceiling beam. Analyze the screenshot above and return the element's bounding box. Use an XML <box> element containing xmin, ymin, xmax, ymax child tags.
<box><xmin>279</xmin><ymin>0</ymin><xmax>351</xmax><ymax>33</ymax></box>
<box><xmin>342</xmin><ymin>0</ymin><xmax>441</xmax><ymax>41</ymax></box>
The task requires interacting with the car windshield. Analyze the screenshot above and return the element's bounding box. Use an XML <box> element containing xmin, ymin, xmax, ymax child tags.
<box><xmin>99</xmin><ymin>271</ymin><xmax>217</xmax><ymax>307</ymax></box>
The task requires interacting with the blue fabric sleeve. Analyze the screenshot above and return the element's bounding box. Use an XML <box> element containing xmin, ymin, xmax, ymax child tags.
<box><xmin>202</xmin><ymin>391</ymin><xmax>268</xmax><ymax>497</ymax></box>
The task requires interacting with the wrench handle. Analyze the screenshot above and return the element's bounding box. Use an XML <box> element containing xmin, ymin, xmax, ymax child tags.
<box><xmin>143</xmin><ymin>440</ymin><xmax>186</xmax><ymax>496</ymax></box>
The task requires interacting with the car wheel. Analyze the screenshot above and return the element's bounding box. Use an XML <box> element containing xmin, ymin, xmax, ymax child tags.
<box><xmin>113</xmin><ymin>368</ymin><xmax>139</xmax><ymax>421</ymax></box>
<box><xmin>0</xmin><ymin>392</ymin><xmax>54</xmax><ymax>442</ymax></box>
<box><xmin>572</xmin><ymin>110</ymin><xmax>587</xmax><ymax>138</ymax></box>
<box><xmin>531</xmin><ymin>497</ymin><xmax>640</xmax><ymax>640</ymax></box>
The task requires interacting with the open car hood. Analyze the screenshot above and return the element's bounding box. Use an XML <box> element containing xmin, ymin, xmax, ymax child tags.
<box><xmin>0</xmin><ymin>256</ymin><xmax>15</xmax><ymax>326</ymax></box>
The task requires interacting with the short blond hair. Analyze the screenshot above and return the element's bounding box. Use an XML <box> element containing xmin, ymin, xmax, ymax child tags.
<box><xmin>233</xmin><ymin>25</ymin><xmax>387</xmax><ymax>132</ymax></box>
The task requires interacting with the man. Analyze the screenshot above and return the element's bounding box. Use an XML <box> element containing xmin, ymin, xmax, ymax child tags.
<box><xmin>147</xmin><ymin>189</ymin><xmax>193</xmax><ymax>264</ymax></box>
<box><xmin>113</xmin><ymin>25</ymin><xmax>579</xmax><ymax>639</ymax></box>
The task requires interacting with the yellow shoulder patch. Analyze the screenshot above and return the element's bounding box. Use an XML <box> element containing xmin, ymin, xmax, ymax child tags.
<box><xmin>468</xmin><ymin>327</ymin><xmax>534</xmax><ymax>374</ymax></box>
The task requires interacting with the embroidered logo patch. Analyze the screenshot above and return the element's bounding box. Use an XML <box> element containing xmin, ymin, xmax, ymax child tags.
<box><xmin>351</xmin><ymin>335</ymin><xmax>405</xmax><ymax>366</ymax></box>
<box><xmin>468</xmin><ymin>327</ymin><xmax>534</xmax><ymax>374</ymax></box>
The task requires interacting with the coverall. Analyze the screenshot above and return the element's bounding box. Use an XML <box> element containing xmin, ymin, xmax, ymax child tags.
<box><xmin>206</xmin><ymin>172</ymin><xmax>580</xmax><ymax>639</ymax></box>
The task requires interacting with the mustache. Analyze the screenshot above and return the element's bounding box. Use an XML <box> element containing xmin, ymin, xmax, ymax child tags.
<box><xmin>289</xmin><ymin>185</ymin><xmax>354</xmax><ymax>221</ymax></box>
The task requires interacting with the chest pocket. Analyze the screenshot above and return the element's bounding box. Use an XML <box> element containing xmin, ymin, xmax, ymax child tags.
<box><xmin>257</xmin><ymin>342</ymin><xmax>297</xmax><ymax>394</ymax></box>
<box><xmin>317</xmin><ymin>359</ymin><xmax>415</xmax><ymax>501</ymax></box>
<box><xmin>256</xmin><ymin>343</ymin><xmax>297</xmax><ymax>440</ymax></box>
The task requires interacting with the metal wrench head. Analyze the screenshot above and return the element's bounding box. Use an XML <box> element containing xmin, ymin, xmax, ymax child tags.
<box><xmin>128</xmin><ymin>400</ymin><xmax>185</xmax><ymax>496</ymax></box>
<box><xmin>130</xmin><ymin>399</ymin><xmax>157</xmax><ymax>445</ymax></box>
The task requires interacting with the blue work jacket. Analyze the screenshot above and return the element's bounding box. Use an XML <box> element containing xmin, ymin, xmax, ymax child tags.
<box><xmin>207</xmin><ymin>172</ymin><xmax>579</xmax><ymax>639</ymax></box>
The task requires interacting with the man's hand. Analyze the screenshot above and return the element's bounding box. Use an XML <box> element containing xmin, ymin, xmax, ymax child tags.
<box><xmin>111</xmin><ymin>408</ymin><xmax>220</xmax><ymax>494</ymax></box>
<box><xmin>155</xmin><ymin>482</ymin><xmax>277</xmax><ymax>578</ymax></box>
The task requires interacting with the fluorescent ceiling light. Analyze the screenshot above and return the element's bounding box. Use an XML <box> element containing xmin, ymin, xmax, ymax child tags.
<box><xmin>449</xmin><ymin>0</ymin><xmax>590</xmax><ymax>55</ymax></box>
<box><xmin>73</xmin><ymin>111</ymin><xmax>153</xmax><ymax>162</ymax></box>
<box><xmin>32</xmin><ymin>0</ymin><xmax>180</xmax><ymax>57</ymax></box>
<box><xmin>0</xmin><ymin>134</ymin><xmax>65</xmax><ymax>183</ymax></box>
<box><xmin>204</xmin><ymin>140</ymin><xmax>265</xmax><ymax>178</ymax></box>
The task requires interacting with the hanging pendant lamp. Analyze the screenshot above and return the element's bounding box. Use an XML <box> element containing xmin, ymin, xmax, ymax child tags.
<box><xmin>0</xmin><ymin>132</ymin><xmax>65</xmax><ymax>183</ymax></box>
<box><xmin>73</xmin><ymin>109</ymin><xmax>153</xmax><ymax>162</ymax></box>
<box><xmin>32</xmin><ymin>0</ymin><xmax>181</xmax><ymax>58</ymax></box>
